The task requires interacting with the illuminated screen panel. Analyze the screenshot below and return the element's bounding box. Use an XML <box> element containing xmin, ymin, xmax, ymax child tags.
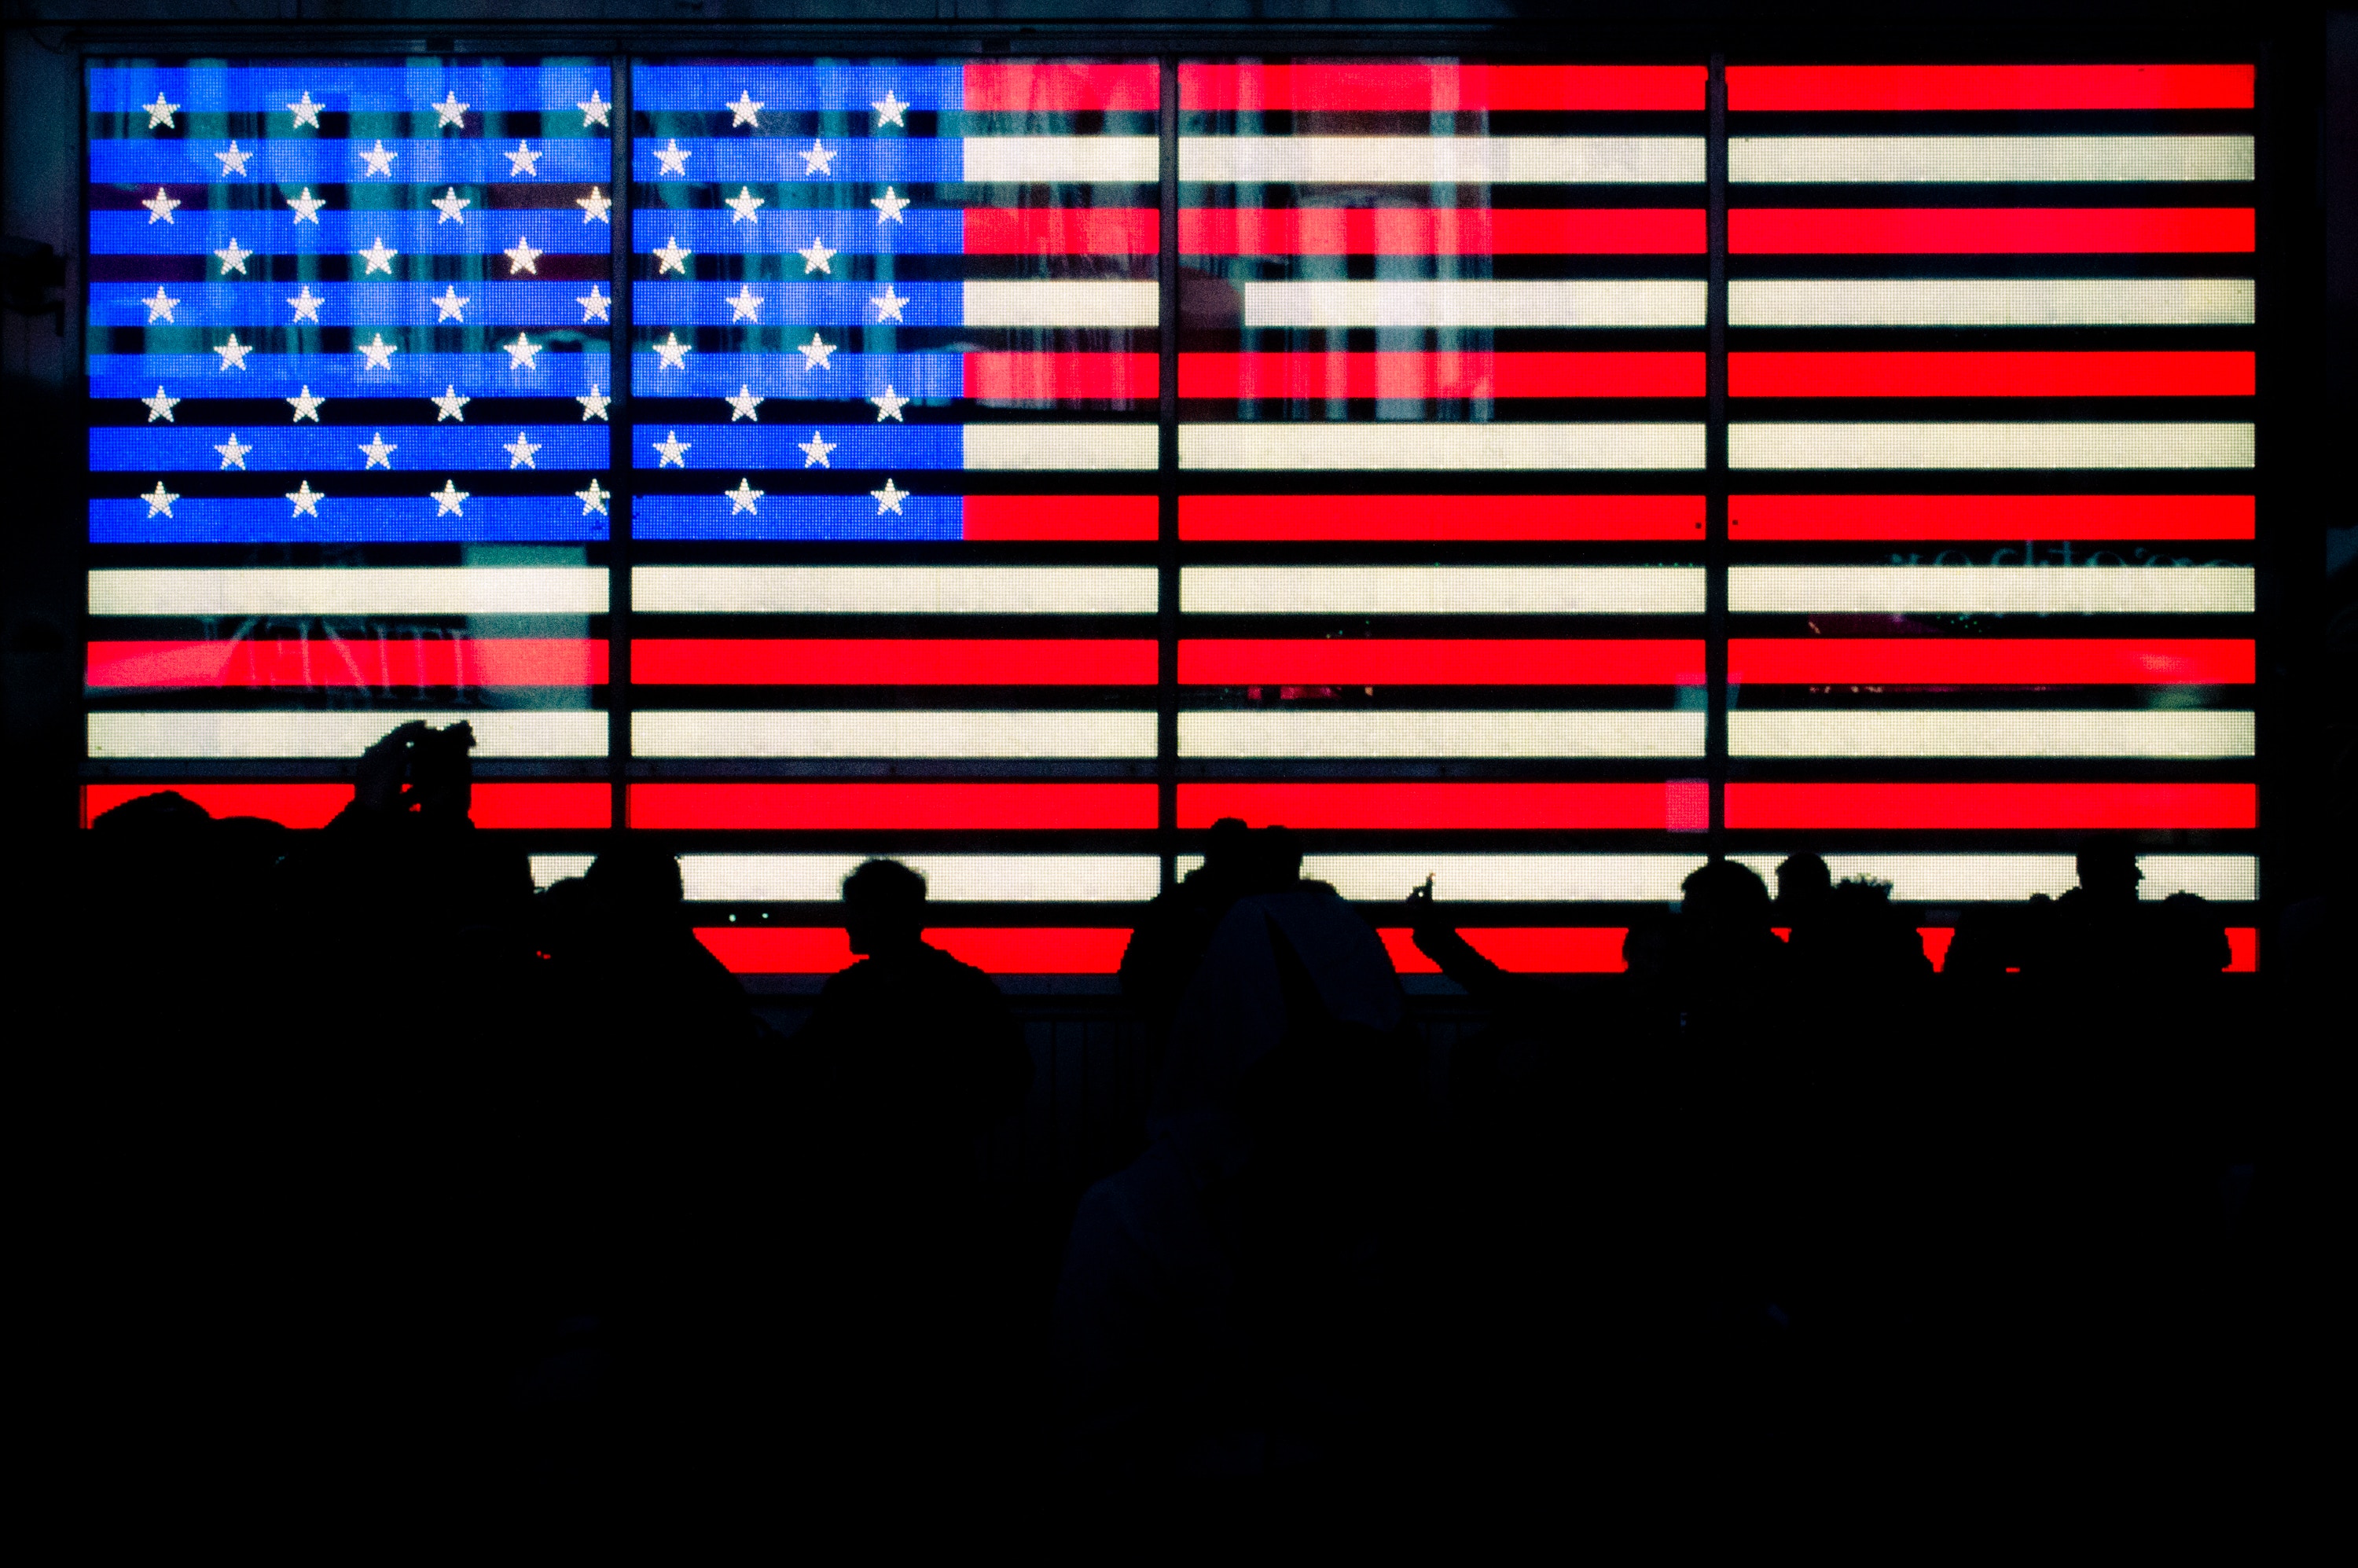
<box><xmin>84</xmin><ymin>58</ymin><xmax>617</xmax><ymax>827</ymax></box>
<box><xmin>626</xmin><ymin>60</ymin><xmax>1159</xmax><ymax>981</ymax></box>
<box><xmin>1176</xmin><ymin>59</ymin><xmax>1709</xmax><ymax>940</ymax></box>
<box><xmin>1724</xmin><ymin>62</ymin><xmax>2259</xmax><ymax>936</ymax></box>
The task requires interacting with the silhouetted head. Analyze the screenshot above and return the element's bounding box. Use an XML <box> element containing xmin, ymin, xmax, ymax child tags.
<box><xmin>1776</xmin><ymin>853</ymin><xmax>1831</xmax><ymax>915</ymax></box>
<box><xmin>2075</xmin><ymin>841</ymin><xmax>2143</xmax><ymax>904</ymax></box>
<box><xmin>586</xmin><ymin>840</ymin><xmax>685</xmax><ymax>922</ymax></box>
<box><xmin>1675</xmin><ymin>859</ymin><xmax>1780</xmax><ymax>989</ymax></box>
<box><xmin>408</xmin><ymin>720</ymin><xmax>476</xmax><ymax>821</ymax></box>
<box><xmin>1246</xmin><ymin>824</ymin><xmax>1305</xmax><ymax>894</ymax></box>
<box><xmin>843</xmin><ymin>857</ymin><xmax>927</xmax><ymax>957</ymax></box>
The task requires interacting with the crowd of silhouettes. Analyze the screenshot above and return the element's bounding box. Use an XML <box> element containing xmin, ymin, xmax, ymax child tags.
<box><xmin>68</xmin><ymin>717</ymin><xmax>2310</xmax><ymax>1521</ymax></box>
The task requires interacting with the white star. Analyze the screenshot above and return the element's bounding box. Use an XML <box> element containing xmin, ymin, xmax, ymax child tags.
<box><xmin>799</xmin><ymin>430</ymin><xmax>836</xmax><ymax>468</ymax></box>
<box><xmin>653</xmin><ymin>431</ymin><xmax>691</xmax><ymax>468</ymax></box>
<box><xmin>142</xmin><ymin>286</ymin><xmax>178</xmax><ymax>323</ymax></box>
<box><xmin>287</xmin><ymin>385</ymin><xmax>325</xmax><ymax>421</ymax></box>
<box><xmin>432</xmin><ymin>187</ymin><xmax>470</xmax><ymax>224</ymax></box>
<box><xmin>726</xmin><ymin>90</ymin><xmax>764</xmax><ymax>127</ymax></box>
<box><xmin>724</xmin><ymin>384</ymin><xmax>764</xmax><ymax>421</ymax></box>
<box><xmin>577</xmin><ymin>385</ymin><xmax>611</xmax><ymax>421</ymax></box>
<box><xmin>214</xmin><ymin>238</ymin><xmax>252</xmax><ymax>275</ymax></box>
<box><xmin>432</xmin><ymin>285</ymin><xmax>469</xmax><ymax>323</ymax></box>
<box><xmin>358</xmin><ymin>431</ymin><xmax>398</xmax><ymax>469</ymax></box>
<box><xmin>357</xmin><ymin>333</ymin><xmax>399</xmax><ymax>370</ymax></box>
<box><xmin>576</xmin><ymin>284</ymin><xmax>610</xmax><ymax>323</ymax></box>
<box><xmin>213</xmin><ymin>432</ymin><xmax>251</xmax><ymax>468</ymax></box>
<box><xmin>869</xmin><ymin>384</ymin><xmax>909</xmax><ymax>421</ymax></box>
<box><xmin>872</xmin><ymin>89</ymin><xmax>909</xmax><ymax>127</ymax></box>
<box><xmin>142</xmin><ymin>481</ymin><xmax>179</xmax><ymax>518</ymax></box>
<box><xmin>286</xmin><ymin>285</ymin><xmax>323</xmax><ymax>323</ymax></box>
<box><xmin>430</xmin><ymin>384</ymin><xmax>469</xmax><ymax>421</ymax></box>
<box><xmin>502</xmin><ymin>333</ymin><xmax>542</xmax><ymax>370</ymax></box>
<box><xmin>653</xmin><ymin>236</ymin><xmax>692</xmax><ymax>275</ymax></box>
<box><xmin>871</xmin><ymin>285</ymin><xmax>909</xmax><ymax>323</ymax></box>
<box><xmin>285</xmin><ymin>479</ymin><xmax>323</xmax><ymax>518</ymax></box>
<box><xmin>799</xmin><ymin>236</ymin><xmax>836</xmax><ymax>274</ymax></box>
<box><xmin>801</xmin><ymin>138</ymin><xmax>837</xmax><ymax>176</ymax></box>
<box><xmin>358</xmin><ymin>237</ymin><xmax>398</xmax><ymax>274</ymax></box>
<box><xmin>505</xmin><ymin>141</ymin><xmax>542</xmax><ymax>178</ymax></box>
<box><xmin>503</xmin><ymin>431</ymin><xmax>542</xmax><ymax>469</ymax></box>
<box><xmin>577</xmin><ymin>185</ymin><xmax>612</xmax><ymax>224</ymax></box>
<box><xmin>287</xmin><ymin>90</ymin><xmax>323</xmax><ymax>129</ymax></box>
<box><xmin>654</xmin><ymin>138</ymin><xmax>692</xmax><ymax>177</ymax></box>
<box><xmin>142</xmin><ymin>386</ymin><xmax>180</xmax><ymax>422</ymax></box>
<box><xmin>285</xmin><ymin>187</ymin><xmax>325</xmax><ymax>224</ymax></box>
<box><xmin>871</xmin><ymin>186</ymin><xmax>909</xmax><ymax>224</ymax></box>
<box><xmin>432</xmin><ymin>479</ymin><xmax>468</xmax><ymax>516</ymax></box>
<box><xmin>725</xmin><ymin>285</ymin><xmax>763</xmax><ymax>322</ymax></box>
<box><xmin>575</xmin><ymin>478</ymin><xmax>609</xmax><ymax>515</ymax></box>
<box><xmin>142</xmin><ymin>187</ymin><xmax>180</xmax><ymax>224</ymax></box>
<box><xmin>725</xmin><ymin>478</ymin><xmax>764</xmax><ymax>515</ymax></box>
<box><xmin>798</xmin><ymin>332</ymin><xmax>836</xmax><ymax>370</ymax></box>
<box><xmin>215</xmin><ymin>141</ymin><xmax>252</xmax><ymax>176</ymax></box>
<box><xmin>432</xmin><ymin>91</ymin><xmax>468</xmax><ymax>129</ymax></box>
<box><xmin>578</xmin><ymin>88</ymin><xmax>611</xmax><ymax>128</ymax></box>
<box><xmin>652</xmin><ymin>332</ymin><xmax>692</xmax><ymax>371</ymax></box>
<box><xmin>725</xmin><ymin>186</ymin><xmax>766</xmax><ymax>224</ymax></box>
<box><xmin>870</xmin><ymin>478</ymin><xmax>908</xmax><ymax>516</ymax></box>
<box><xmin>144</xmin><ymin>93</ymin><xmax>178</xmax><ymax>130</ymax></box>
<box><xmin>504</xmin><ymin>236</ymin><xmax>542</xmax><ymax>275</ymax></box>
<box><xmin>358</xmin><ymin>139</ymin><xmax>397</xmax><ymax>178</ymax></box>
<box><xmin>213</xmin><ymin>333</ymin><xmax>253</xmax><ymax>371</ymax></box>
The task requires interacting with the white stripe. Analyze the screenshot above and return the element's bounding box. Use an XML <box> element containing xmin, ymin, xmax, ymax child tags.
<box><xmin>632</xmin><ymin>710</ymin><xmax>1155</xmax><ymax>758</ymax></box>
<box><xmin>87</xmin><ymin>710</ymin><xmax>607</xmax><ymax>758</ymax></box>
<box><xmin>1183</xmin><ymin>565</ymin><xmax>1703</xmax><ymax>615</ymax></box>
<box><xmin>1240</xmin><ymin>279</ymin><xmax>1704</xmax><ymax>329</ymax></box>
<box><xmin>1729</xmin><ymin>709</ymin><xmax>2254</xmax><ymax>758</ymax></box>
<box><xmin>1728</xmin><ymin>278</ymin><xmax>2253</xmax><ymax>328</ymax></box>
<box><xmin>1180</xmin><ymin>422</ymin><xmax>1703</xmax><ymax>472</ymax></box>
<box><xmin>632</xmin><ymin>566</ymin><xmax>1158</xmax><ymax>615</ymax></box>
<box><xmin>530</xmin><ymin>854</ymin><xmax>595</xmax><ymax>890</ymax></box>
<box><xmin>960</xmin><ymin>135</ymin><xmax>1159</xmax><ymax>183</ymax></box>
<box><xmin>961</xmin><ymin>280</ymin><xmax>1159</xmax><ymax>329</ymax></box>
<box><xmin>1295</xmin><ymin>854</ymin><xmax>1705</xmax><ymax>903</ymax></box>
<box><xmin>1729</xmin><ymin>135</ymin><xmax>2254</xmax><ymax>185</ymax></box>
<box><xmin>1730</xmin><ymin>422</ymin><xmax>2255</xmax><ymax>470</ymax></box>
<box><xmin>680</xmin><ymin>854</ymin><xmax>1160</xmax><ymax>904</ymax></box>
<box><xmin>961</xmin><ymin>423</ymin><xmax>1159</xmax><ymax>470</ymax></box>
<box><xmin>1729</xmin><ymin>565</ymin><xmax>2253</xmax><ymax>615</ymax></box>
<box><xmin>1181</xmin><ymin>136</ymin><xmax>1705</xmax><ymax>185</ymax></box>
<box><xmin>1730</xmin><ymin>854</ymin><xmax>2256</xmax><ymax>903</ymax></box>
<box><xmin>89</xmin><ymin>567</ymin><xmax>608</xmax><ymax>617</ymax></box>
<box><xmin>1179</xmin><ymin>710</ymin><xmax>1704</xmax><ymax>758</ymax></box>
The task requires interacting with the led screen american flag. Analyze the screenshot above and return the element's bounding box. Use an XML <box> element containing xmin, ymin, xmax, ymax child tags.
<box><xmin>626</xmin><ymin>60</ymin><xmax>1161</xmax><ymax>980</ymax></box>
<box><xmin>1722</xmin><ymin>64</ymin><xmax>2259</xmax><ymax>968</ymax></box>
<box><xmin>83</xmin><ymin>58</ymin><xmax>616</xmax><ymax>831</ymax></box>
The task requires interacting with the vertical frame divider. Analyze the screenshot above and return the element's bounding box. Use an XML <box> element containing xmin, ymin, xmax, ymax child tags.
<box><xmin>1704</xmin><ymin>52</ymin><xmax>1730</xmax><ymax>865</ymax></box>
<box><xmin>1157</xmin><ymin>53</ymin><xmax>1181</xmax><ymax>891</ymax></box>
<box><xmin>608</xmin><ymin>56</ymin><xmax>634</xmax><ymax>836</ymax></box>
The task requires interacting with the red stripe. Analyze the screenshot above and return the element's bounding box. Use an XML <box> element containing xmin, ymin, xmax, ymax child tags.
<box><xmin>1180</xmin><ymin>494</ymin><xmax>1705</xmax><ymax>542</ymax></box>
<box><xmin>1915</xmin><ymin>926</ymin><xmax>2255</xmax><ymax>973</ymax></box>
<box><xmin>1728</xmin><ymin>494</ymin><xmax>2253</xmax><ymax>541</ymax></box>
<box><xmin>1730</xmin><ymin>207</ymin><xmax>2254</xmax><ymax>255</ymax></box>
<box><xmin>1180</xmin><ymin>638</ymin><xmax>1705</xmax><ymax>685</ymax></box>
<box><xmin>960</xmin><ymin>494</ymin><xmax>1157</xmax><ymax>541</ymax></box>
<box><xmin>630</xmin><ymin>783</ymin><xmax>1156</xmax><ymax>831</ymax></box>
<box><xmin>963</xmin><ymin>352</ymin><xmax>1158</xmax><ymax>402</ymax></box>
<box><xmin>85</xmin><ymin>638</ymin><xmax>607</xmax><ymax>689</ymax></box>
<box><xmin>962</xmin><ymin>207</ymin><xmax>1158</xmax><ymax>255</ymax></box>
<box><xmin>1177</xmin><ymin>207</ymin><xmax>1705</xmax><ymax>255</ymax></box>
<box><xmin>1379</xmin><ymin>927</ymin><xmax>1629</xmax><ymax>974</ymax></box>
<box><xmin>1180</xmin><ymin>63</ymin><xmax>1704</xmax><ymax>112</ymax></box>
<box><xmin>80</xmin><ymin>781</ymin><xmax>610</xmax><ymax>830</ymax></box>
<box><xmin>633</xmin><ymin>638</ymin><xmax>1158</xmax><ymax>685</ymax></box>
<box><xmin>698</xmin><ymin>926</ymin><xmax>1130</xmax><ymax>975</ymax></box>
<box><xmin>1724</xmin><ymin>782</ymin><xmax>2256</xmax><ymax>831</ymax></box>
<box><xmin>963</xmin><ymin>62</ymin><xmax>1159</xmax><ymax>112</ymax></box>
<box><xmin>1180</xmin><ymin>780</ymin><xmax>1709</xmax><ymax>832</ymax></box>
<box><xmin>1181</xmin><ymin>351</ymin><xmax>1703</xmax><ymax>400</ymax></box>
<box><xmin>1728</xmin><ymin>637</ymin><xmax>2253</xmax><ymax>685</ymax></box>
<box><xmin>1731</xmin><ymin>351</ymin><xmax>2253</xmax><ymax>399</ymax></box>
<box><xmin>1725</xmin><ymin>64</ymin><xmax>2253</xmax><ymax>112</ymax></box>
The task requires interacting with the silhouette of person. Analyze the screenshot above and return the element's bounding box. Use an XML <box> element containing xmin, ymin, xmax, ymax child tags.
<box><xmin>1774</xmin><ymin>852</ymin><xmax>1832</xmax><ymax>946</ymax></box>
<box><xmin>1120</xmin><ymin>817</ymin><xmax>1309</xmax><ymax>1032</ymax></box>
